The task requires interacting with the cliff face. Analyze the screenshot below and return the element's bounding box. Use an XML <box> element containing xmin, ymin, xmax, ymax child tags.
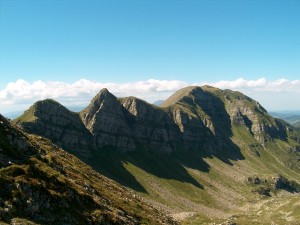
<box><xmin>220</xmin><ymin>88</ymin><xmax>288</xmax><ymax>145</ymax></box>
<box><xmin>164</xmin><ymin>86</ymin><xmax>233</xmax><ymax>151</ymax></box>
<box><xmin>14</xmin><ymin>99</ymin><xmax>93</xmax><ymax>158</ymax></box>
<box><xmin>121</xmin><ymin>97</ymin><xmax>180</xmax><ymax>153</ymax></box>
<box><xmin>80</xmin><ymin>89</ymin><xmax>136</xmax><ymax>151</ymax></box>
<box><xmin>14</xmin><ymin>86</ymin><xmax>289</xmax><ymax>157</ymax></box>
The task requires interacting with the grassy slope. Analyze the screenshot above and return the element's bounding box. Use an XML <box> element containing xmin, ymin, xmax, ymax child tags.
<box><xmin>88</xmin><ymin>126</ymin><xmax>300</xmax><ymax>224</ymax></box>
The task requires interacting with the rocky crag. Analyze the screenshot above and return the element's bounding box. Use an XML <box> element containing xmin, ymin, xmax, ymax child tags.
<box><xmin>15</xmin><ymin>86</ymin><xmax>291</xmax><ymax>157</ymax></box>
<box><xmin>0</xmin><ymin>114</ymin><xmax>177</xmax><ymax>224</ymax></box>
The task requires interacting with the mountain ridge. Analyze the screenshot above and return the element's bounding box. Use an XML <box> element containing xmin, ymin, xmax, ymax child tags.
<box><xmin>13</xmin><ymin>86</ymin><xmax>300</xmax><ymax>224</ymax></box>
<box><xmin>14</xmin><ymin>86</ymin><xmax>290</xmax><ymax>157</ymax></box>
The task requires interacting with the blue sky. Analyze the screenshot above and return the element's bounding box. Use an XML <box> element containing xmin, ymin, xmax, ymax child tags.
<box><xmin>0</xmin><ymin>0</ymin><xmax>299</xmax><ymax>113</ymax></box>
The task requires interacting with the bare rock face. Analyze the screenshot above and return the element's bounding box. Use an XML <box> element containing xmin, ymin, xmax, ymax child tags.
<box><xmin>14</xmin><ymin>99</ymin><xmax>93</xmax><ymax>158</ymax></box>
<box><xmin>14</xmin><ymin>86</ymin><xmax>290</xmax><ymax>156</ymax></box>
<box><xmin>163</xmin><ymin>86</ymin><xmax>233</xmax><ymax>151</ymax></box>
<box><xmin>121</xmin><ymin>97</ymin><xmax>180</xmax><ymax>153</ymax></box>
<box><xmin>80</xmin><ymin>89</ymin><xmax>136</xmax><ymax>151</ymax></box>
<box><xmin>224</xmin><ymin>89</ymin><xmax>287</xmax><ymax>146</ymax></box>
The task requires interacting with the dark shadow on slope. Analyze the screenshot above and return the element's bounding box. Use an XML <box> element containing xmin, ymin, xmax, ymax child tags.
<box><xmin>87</xmin><ymin>148</ymin><xmax>148</xmax><ymax>193</ymax></box>
<box><xmin>173</xmin><ymin>148</ymin><xmax>211</xmax><ymax>173</ymax></box>
<box><xmin>88</xmin><ymin>147</ymin><xmax>204</xmax><ymax>192</ymax></box>
<box><xmin>271</xmin><ymin>119</ymin><xmax>289</xmax><ymax>142</ymax></box>
<box><xmin>190</xmin><ymin>89</ymin><xmax>246</xmax><ymax>165</ymax></box>
<box><xmin>214</xmin><ymin>143</ymin><xmax>244</xmax><ymax>166</ymax></box>
<box><xmin>125</xmin><ymin>149</ymin><xmax>204</xmax><ymax>189</ymax></box>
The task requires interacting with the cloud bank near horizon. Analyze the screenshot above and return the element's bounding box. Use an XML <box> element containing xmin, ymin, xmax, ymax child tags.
<box><xmin>1</xmin><ymin>78</ymin><xmax>300</xmax><ymax>113</ymax></box>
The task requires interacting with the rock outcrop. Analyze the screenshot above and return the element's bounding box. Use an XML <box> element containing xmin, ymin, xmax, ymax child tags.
<box><xmin>222</xmin><ymin>88</ymin><xmax>288</xmax><ymax>145</ymax></box>
<box><xmin>121</xmin><ymin>97</ymin><xmax>180</xmax><ymax>153</ymax></box>
<box><xmin>14</xmin><ymin>86</ymin><xmax>289</xmax><ymax>157</ymax></box>
<box><xmin>14</xmin><ymin>99</ymin><xmax>93</xmax><ymax>158</ymax></box>
<box><xmin>80</xmin><ymin>89</ymin><xmax>136</xmax><ymax>151</ymax></box>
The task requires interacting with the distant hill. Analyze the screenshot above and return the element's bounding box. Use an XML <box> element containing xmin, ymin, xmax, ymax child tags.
<box><xmin>294</xmin><ymin>121</ymin><xmax>300</xmax><ymax>129</ymax></box>
<box><xmin>152</xmin><ymin>99</ymin><xmax>164</xmax><ymax>106</ymax></box>
<box><xmin>3</xmin><ymin>111</ymin><xmax>24</xmax><ymax>119</ymax></box>
<box><xmin>13</xmin><ymin>86</ymin><xmax>300</xmax><ymax>224</ymax></box>
<box><xmin>270</xmin><ymin>111</ymin><xmax>300</xmax><ymax>125</ymax></box>
<box><xmin>3</xmin><ymin>106</ymin><xmax>86</xmax><ymax>120</ymax></box>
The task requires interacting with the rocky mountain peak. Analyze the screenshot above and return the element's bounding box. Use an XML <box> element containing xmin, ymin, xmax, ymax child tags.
<box><xmin>94</xmin><ymin>88</ymin><xmax>114</xmax><ymax>101</ymax></box>
<box><xmin>79</xmin><ymin>88</ymin><xmax>119</xmax><ymax>130</ymax></box>
<box><xmin>79</xmin><ymin>89</ymin><xmax>135</xmax><ymax>151</ymax></box>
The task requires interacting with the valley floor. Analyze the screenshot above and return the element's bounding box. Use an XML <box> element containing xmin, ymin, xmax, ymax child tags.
<box><xmin>182</xmin><ymin>193</ymin><xmax>300</xmax><ymax>225</ymax></box>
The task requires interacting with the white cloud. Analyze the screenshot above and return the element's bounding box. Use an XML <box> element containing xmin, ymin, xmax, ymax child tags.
<box><xmin>0</xmin><ymin>77</ymin><xmax>299</xmax><ymax>114</ymax></box>
<box><xmin>198</xmin><ymin>77</ymin><xmax>300</xmax><ymax>93</ymax></box>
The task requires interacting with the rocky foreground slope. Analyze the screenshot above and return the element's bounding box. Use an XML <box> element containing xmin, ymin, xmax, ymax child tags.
<box><xmin>0</xmin><ymin>114</ymin><xmax>177</xmax><ymax>224</ymax></box>
<box><xmin>13</xmin><ymin>86</ymin><xmax>300</xmax><ymax>224</ymax></box>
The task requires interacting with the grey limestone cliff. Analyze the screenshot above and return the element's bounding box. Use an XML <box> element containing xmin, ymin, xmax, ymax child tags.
<box><xmin>80</xmin><ymin>89</ymin><xmax>136</xmax><ymax>151</ymax></box>
<box><xmin>14</xmin><ymin>99</ymin><xmax>93</xmax><ymax>157</ymax></box>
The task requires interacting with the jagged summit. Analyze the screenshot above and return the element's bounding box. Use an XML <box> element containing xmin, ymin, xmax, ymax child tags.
<box><xmin>94</xmin><ymin>87</ymin><xmax>114</xmax><ymax>101</ymax></box>
<box><xmin>79</xmin><ymin>88</ymin><xmax>119</xmax><ymax>130</ymax></box>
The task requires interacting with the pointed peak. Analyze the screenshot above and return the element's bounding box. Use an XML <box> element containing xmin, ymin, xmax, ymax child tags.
<box><xmin>99</xmin><ymin>88</ymin><xmax>110</xmax><ymax>94</ymax></box>
<box><xmin>80</xmin><ymin>88</ymin><xmax>118</xmax><ymax>117</ymax></box>
<box><xmin>92</xmin><ymin>88</ymin><xmax>116</xmax><ymax>103</ymax></box>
